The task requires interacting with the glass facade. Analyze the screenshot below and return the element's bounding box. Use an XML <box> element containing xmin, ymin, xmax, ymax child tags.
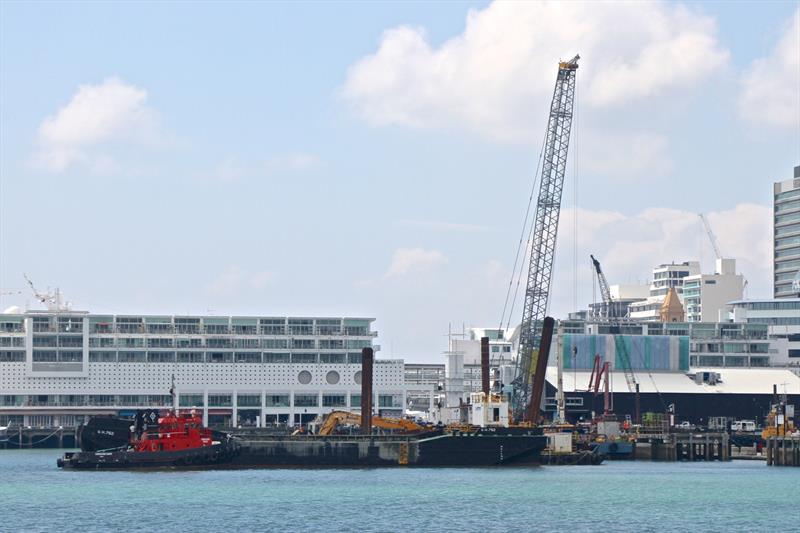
<box><xmin>774</xmin><ymin>170</ymin><xmax>800</xmax><ymax>298</ymax></box>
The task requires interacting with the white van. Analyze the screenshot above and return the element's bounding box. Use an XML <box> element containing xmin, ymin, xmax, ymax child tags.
<box><xmin>731</xmin><ymin>420</ymin><xmax>756</xmax><ymax>432</ymax></box>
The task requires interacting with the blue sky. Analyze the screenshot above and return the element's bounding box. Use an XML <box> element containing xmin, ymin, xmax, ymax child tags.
<box><xmin>1</xmin><ymin>1</ymin><xmax>798</xmax><ymax>361</ymax></box>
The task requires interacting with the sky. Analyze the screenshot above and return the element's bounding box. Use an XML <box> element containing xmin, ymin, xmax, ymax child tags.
<box><xmin>1</xmin><ymin>1</ymin><xmax>799</xmax><ymax>362</ymax></box>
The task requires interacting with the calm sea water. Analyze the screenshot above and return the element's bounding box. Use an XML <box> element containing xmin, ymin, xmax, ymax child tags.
<box><xmin>1</xmin><ymin>450</ymin><xmax>797</xmax><ymax>532</ymax></box>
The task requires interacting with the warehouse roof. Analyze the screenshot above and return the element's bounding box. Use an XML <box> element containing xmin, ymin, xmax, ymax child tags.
<box><xmin>545</xmin><ymin>367</ymin><xmax>800</xmax><ymax>395</ymax></box>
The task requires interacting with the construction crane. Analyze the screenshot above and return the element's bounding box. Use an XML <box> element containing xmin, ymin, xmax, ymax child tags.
<box><xmin>23</xmin><ymin>274</ymin><xmax>70</xmax><ymax>311</ymax></box>
<box><xmin>590</xmin><ymin>254</ymin><xmax>612</xmax><ymax>319</ymax></box>
<box><xmin>589</xmin><ymin>256</ymin><xmax>637</xmax><ymax>393</ymax></box>
<box><xmin>698</xmin><ymin>213</ymin><xmax>722</xmax><ymax>260</ymax></box>
<box><xmin>513</xmin><ymin>55</ymin><xmax>580</xmax><ymax>421</ymax></box>
<box><xmin>698</xmin><ymin>213</ymin><xmax>749</xmax><ymax>294</ymax></box>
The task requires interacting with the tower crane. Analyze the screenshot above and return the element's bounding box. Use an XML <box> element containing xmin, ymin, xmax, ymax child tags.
<box><xmin>590</xmin><ymin>254</ymin><xmax>612</xmax><ymax>319</ymax></box>
<box><xmin>512</xmin><ymin>55</ymin><xmax>579</xmax><ymax>421</ymax></box>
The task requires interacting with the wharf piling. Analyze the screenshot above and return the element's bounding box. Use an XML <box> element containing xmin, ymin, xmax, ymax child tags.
<box><xmin>766</xmin><ymin>437</ymin><xmax>800</xmax><ymax>466</ymax></box>
<box><xmin>634</xmin><ymin>433</ymin><xmax>730</xmax><ymax>461</ymax></box>
<box><xmin>0</xmin><ymin>426</ymin><xmax>79</xmax><ymax>449</ymax></box>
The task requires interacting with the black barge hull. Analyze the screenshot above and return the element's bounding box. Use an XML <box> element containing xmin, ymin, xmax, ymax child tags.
<box><xmin>233</xmin><ymin>428</ymin><xmax>546</xmax><ymax>467</ymax></box>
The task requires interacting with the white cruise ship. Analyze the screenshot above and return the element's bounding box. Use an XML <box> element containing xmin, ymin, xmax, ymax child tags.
<box><xmin>0</xmin><ymin>309</ymin><xmax>405</xmax><ymax>428</ymax></box>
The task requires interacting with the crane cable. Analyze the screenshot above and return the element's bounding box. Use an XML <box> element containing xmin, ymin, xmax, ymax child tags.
<box><xmin>494</xmin><ymin>128</ymin><xmax>548</xmax><ymax>365</ymax></box>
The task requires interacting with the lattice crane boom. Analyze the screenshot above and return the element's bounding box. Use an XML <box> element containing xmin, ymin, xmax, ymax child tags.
<box><xmin>513</xmin><ymin>55</ymin><xmax>579</xmax><ymax>420</ymax></box>
<box><xmin>590</xmin><ymin>254</ymin><xmax>612</xmax><ymax>317</ymax></box>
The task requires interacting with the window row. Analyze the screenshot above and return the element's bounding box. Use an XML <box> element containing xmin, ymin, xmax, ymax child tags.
<box><xmin>88</xmin><ymin>351</ymin><xmax>367</xmax><ymax>364</ymax></box>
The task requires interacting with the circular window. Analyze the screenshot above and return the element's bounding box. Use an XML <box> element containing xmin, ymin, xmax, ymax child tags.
<box><xmin>297</xmin><ymin>370</ymin><xmax>312</xmax><ymax>384</ymax></box>
<box><xmin>354</xmin><ymin>371</ymin><xmax>362</xmax><ymax>385</ymax></box>
<box><xmin>326</xmin><ymin>370</ymin><xmax>340</xmax><ymax>385</ymax></box>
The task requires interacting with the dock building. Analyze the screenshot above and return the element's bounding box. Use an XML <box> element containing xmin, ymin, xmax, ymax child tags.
<box><xmin>0</xmin><ymin>310</ymin><xmax>406</xmax><ymax>428</ymax></box>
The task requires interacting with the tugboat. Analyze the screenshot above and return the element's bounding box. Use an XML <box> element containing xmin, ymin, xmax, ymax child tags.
<box><xmin>58</xmin><ymin>379</ymin><xmax>240</xmax><ymax>470</ymax></box>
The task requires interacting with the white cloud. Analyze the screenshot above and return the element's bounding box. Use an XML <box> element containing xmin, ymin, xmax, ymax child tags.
<box><xmin>738</xmin><ymin>9</ymin><xmax>800</xmax><ymax>128</ymax></box>
<box><xmin>206</xmin><ymin>266</ymin><xmax>276</xmax><ymax>295</ymax></box>
<box><xmin>550</xmin><ymin>203</ymin><xmax>772</xmax><ymax>316</ymax></box>
<box><xmin>342</xmin><ymin>1</ymin><xmax>728</xmax><ymax>141</ymax></box>
<box><xmin>384</xmin><ymin>248</ymin><xmax>447</xmax><ymax>278</ymax></box>
<box><xmin>34</xmin><ymin>77</ymin><xmax>163</xmax><ymax>172</ymax></box>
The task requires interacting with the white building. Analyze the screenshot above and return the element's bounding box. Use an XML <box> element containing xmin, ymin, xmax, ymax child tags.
<box><xmin>683</xmin><ymin>258</ymin><xmax>745</xmax><ymax>322</ymax></box>
<box><xmin>773</xmin><ymin>165</ymin><xmax>800</xmax><ymax>299</ymax></box>
<box><xmin>0</xmin><ymin>311</ymin><xmax>406</xmax><ymax>428</ymax></box>
<box><xmin>726</xmin><ymin>298</ymin><xmax>800</xmax><ymax>370</ymax></box>
<box><xmin>629</xmin><ymin>261</ymin><xmax>700</xmax><ymax>321</ymax></box>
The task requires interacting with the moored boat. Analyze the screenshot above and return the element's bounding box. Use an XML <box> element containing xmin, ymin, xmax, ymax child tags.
<box><xmin>58</xmin><ymin>410</ymin><xmax>240</xmax><ymax>469</ymax></box>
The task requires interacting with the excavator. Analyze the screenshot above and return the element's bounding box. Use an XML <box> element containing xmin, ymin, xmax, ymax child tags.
<box><xmin>316</xmin><ymin>411</ymin><xmax>425</xmax><ymax>436</ymax></box>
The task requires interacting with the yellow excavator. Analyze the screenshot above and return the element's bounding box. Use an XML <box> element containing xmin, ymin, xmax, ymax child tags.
<box><xmin>317</xmin><ymin>410</ymin><xmax>425</xmax><ymax>436</ymax></box>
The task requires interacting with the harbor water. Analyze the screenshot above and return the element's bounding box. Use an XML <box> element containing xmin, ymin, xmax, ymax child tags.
<box><xmin>2</xmin><ymin>450</ymin><xmax>797</xmax><ymax>532</ymax></box>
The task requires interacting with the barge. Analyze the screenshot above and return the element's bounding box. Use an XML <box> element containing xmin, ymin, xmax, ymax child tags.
<box><xmin>58</xmin><ymin>414</ymin><xmax>545</xmax><ymax>469</ymax></box>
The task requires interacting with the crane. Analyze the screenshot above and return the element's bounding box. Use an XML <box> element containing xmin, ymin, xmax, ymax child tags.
<box><xmin>698</xmin><ymin>213</ymin><xmax>722</xmax><ymax>260</ymax></box>
<box><xmin>698</xmin><ymin>213</ymin><xmax>749</xmax><ymax>294</ymax></box>
<box><xmin>22</xmin><ymin>274</ymin><xmax>70</xmax><ymax>311</ymax></box>
<box><xmin>513</xmin><ymin>55</ymin><xmax>580</xmax><ymax>421</ymax></box>
<box><xmin>23</xmin><ymin>274</ymin><xmax>48</xmax><ymax>305</ymax></box>
<box><xmin>589</xmin><ymin>256</ymin><xmax>637</xmax><ymax>393</ymax></box>
<box><xmin>590</xmin><ymin>254</ymin><xmax>612</xmax><ymax>319</ymax></box>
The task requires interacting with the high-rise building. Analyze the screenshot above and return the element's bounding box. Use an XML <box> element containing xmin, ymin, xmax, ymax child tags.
<box><xmin>774</xmin><ymin>165</ymin><xmax>800</xmax><ymax>298</ymax></box>
<box><xmin>683</xmin><ymin>258</ymin><xmax>744</xmax><ymax>322</ymax></box>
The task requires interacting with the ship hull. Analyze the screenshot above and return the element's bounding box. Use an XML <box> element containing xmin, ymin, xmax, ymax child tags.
<box><xmin>233</xmin><ymin>429</ymin><xmax>546</xmax><ymax>468</ymax></box>
<box><xmin>57</xmin><ymin>439</ymin><xmax>241</xmax><ymax>469</ymax></box>
<box><xmin>61</xmin><ymin>422</ymin><xmax>545</xmax><ymax>469</ymax></box>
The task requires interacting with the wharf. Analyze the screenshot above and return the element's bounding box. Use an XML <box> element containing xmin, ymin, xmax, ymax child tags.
<box><xmin>633</xmin><ymin>433</ymin><xmax>730</xmax><ymax>461</ymax></box>
<box><xmin>765</xmin><ymin>436</ymin><xmax>800</xmax><ymax>466</ymax></box>
<box><xmin>0</xmin><ymin>426</ymin><xmax>79</xmax><ymax>449</ymax></box>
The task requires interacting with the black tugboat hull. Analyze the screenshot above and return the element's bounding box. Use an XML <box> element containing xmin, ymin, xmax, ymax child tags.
<box><xmin>57</xmin><ymin>440</ymin><xmax>241</xmax><ymax>469</ymax></box>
